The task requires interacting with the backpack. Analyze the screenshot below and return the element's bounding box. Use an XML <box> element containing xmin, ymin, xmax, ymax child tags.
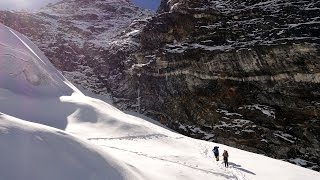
<box><xmin>223</xmin><ymin>151</ymin><xmax>228</xmax><ymax>158</ymax></box>
<box><xmin>213</xmin><ymin>146</ymin><xmax>219</xmax><ymax>155</ymax></box>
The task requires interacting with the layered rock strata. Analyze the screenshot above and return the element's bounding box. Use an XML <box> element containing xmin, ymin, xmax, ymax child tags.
<box><xmin>110</xmin><ymin>0</ymin><xmax>320</xmax><ymax>170</ymax></box>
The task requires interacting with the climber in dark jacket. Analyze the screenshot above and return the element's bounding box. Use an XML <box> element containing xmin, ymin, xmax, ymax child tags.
<box><xmin>213</xmin><ymin>146</ymin><xmax>219</xmax><ymax>161</ymax></box>
<box><xmin>223</xmin><ymin>150</ymin><xmax>229</xmax><ymax>167</ymax></box>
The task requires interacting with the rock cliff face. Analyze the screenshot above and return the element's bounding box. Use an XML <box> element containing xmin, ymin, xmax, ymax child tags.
<box><xmin>108</xmin><ymin>0</ymin><xmax>320</xmax><ymax>170</ymax></box>
<box><xmin>1</xmin><ymin>0</ymin><xmax>319</xmax><ymax>171</ymax></box>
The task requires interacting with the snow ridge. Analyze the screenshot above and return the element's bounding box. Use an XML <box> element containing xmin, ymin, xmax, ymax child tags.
<box><xmin>0</xmin><ymin>23</ymin><xmax>78</xmax><ymax>97</ymax></box>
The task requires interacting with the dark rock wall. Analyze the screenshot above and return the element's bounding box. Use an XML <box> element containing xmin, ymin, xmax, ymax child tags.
<box><xmin>112</xmin><ymin>0</ymin><xmax>320</xmax><ymax>170</ymax></box>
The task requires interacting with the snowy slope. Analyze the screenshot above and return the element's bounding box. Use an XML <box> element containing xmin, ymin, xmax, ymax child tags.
<box><xmin>0</xmin><ymin>23</ymin><xmax>82</xmax><ymax>128</ymax></box>
<box><xmin>63</xmin><ymin>93</ymin><xmax>320</xmax><ymax>180</ymax></box>
<box><xmin>0</xmin><ymin>113</ymin><xmax>142</xmax><ymax>180</ymax></box>
<box><xmin>0</xmin><ymin>22</ymin><xmax>319</xmax><ymax>179</ymax></box>
<box><xmin>0</xmin><ymin>23</ymin><xmax>80</xmax><ymax>97</ymax></box>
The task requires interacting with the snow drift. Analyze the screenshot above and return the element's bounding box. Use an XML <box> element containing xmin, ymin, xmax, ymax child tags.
<box><xmin>0</xmin><ymin>23</ymin><xmax>79</xmax><ymax>97</ymax></box>
<box><xmin>0</xmin><ymin>113</ymin><xmax>141</xmax><ymax>180</ymax></box>
<box><xmin>0</xmin><ymin>23</ymin><xmax>82</xmax><ymax>128</ymax></box>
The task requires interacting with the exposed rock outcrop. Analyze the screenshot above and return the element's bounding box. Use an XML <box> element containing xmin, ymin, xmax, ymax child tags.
<box><xmin>108</xmin><ymin>0</ymin><xmax>320</xmax><ymax>171</ymax></box>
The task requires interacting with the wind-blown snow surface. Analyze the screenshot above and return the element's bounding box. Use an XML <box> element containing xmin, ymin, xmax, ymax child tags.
<box><xmin>0</xmin><ymin>23</ymin><xmax>79</xmax><ymax>97</ymax></box>
<box><xmin>0</xmin><ymin>113</ymin><xmax>140</xmax><ymax>180</ymax></box>
<box><xmin>0</xmin><ymin>23</ymin><xmax>319</xmax><ymax>179</ymax></box>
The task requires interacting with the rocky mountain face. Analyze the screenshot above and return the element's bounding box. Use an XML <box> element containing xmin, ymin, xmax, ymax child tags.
<box><xmin>0</xmin><ymin>0</ymin><xmax>152</xmax><ymax>94</ymax></box>
<box><xmin>106</xmin><ymin>0</ymin><xmax>320</xmax><ymax>171</ymax></box>
<box><xmin>0</xmin><ymin>0</ymin><xmax>319</xmax><ymax>171</ymax></box>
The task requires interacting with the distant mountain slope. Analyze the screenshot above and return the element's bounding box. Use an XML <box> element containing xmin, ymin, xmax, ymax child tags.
<box><xmin>0</xmin><ymin>0</ymin><xmax>152</xmax><ymax>94</ymax></box>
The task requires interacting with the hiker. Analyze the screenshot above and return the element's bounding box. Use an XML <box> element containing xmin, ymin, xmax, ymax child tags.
<box><xmin>223</xmin><ymin>150</ymin><xmax>229</xmax><ymax>167</ymax></box>
<box><xmin>212</xmin><ymin>146</ymin><xmax>219</xmax><ymax>161</ymax></box>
